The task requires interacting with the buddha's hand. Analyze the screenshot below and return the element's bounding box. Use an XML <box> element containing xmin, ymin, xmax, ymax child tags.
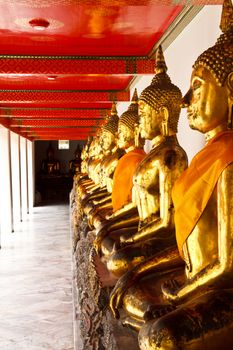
<box><xmin>119</xmin><ymin>235</ymin><xmax>134</xmax><ymax>248</ymax></box>
<box><xmin>109</xmin><ymin>270</ymin><xmax>135</xmax><ymax>319</ymax></box>
<box><xmin>93</xmin><ymin>228</ymin><xmax>106</xmax><ymax>256</ymax></box>
<box><xmin>144</xmin><ymin>304</ymin><xmax>176</xmax><ymax>321</ymax></box>
<box><xmin>161</xmin><ymin>279</ymin><xmax>181</xmax><ymax>303</ymax></box>
<box><xmin>93</xmin><ymin>236</ymin><xmax>102</xmax><ymax>256</ymax></box>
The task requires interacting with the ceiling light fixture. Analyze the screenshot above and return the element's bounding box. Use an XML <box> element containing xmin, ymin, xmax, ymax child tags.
<box><xmin>47</xmin><ymin>75</ymin><xmax>57</xmax><ymax>81</ymax></box>
<box><xmin>29</xmin><ymin>18</ymin><xmax>50</xmax><ymax>30</ymax></box>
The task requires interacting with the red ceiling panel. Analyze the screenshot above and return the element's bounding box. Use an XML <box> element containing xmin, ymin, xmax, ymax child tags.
<box><xmin>0</xmin><ymin>2</ymin><xmax>183</xmax><ymax>56</ymax></box>
<box><xmin>0</xmin><ymin>0</ymin><xmax>210</xmax><ymax>140</ymax></box>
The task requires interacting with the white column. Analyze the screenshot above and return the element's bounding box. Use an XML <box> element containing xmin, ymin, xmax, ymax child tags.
<box><xmin>0</xmin><ymin>126</ymin><xmax>12</xmax><ymax>237</ymax></box>
<box><xmin>11</xmin><ymin>131</ymin><xmax>21</xmax><ymax>226</ymax></box>
<box><xmin>8</xmin><ymin>129</ymin><xmax>14</xmax><ymax>232</ymax></box>
<box><xmin>20</xmin><ymin>137</ymin><xmax>28</xmax><ymax>220</ymax></box>
<box><xmin>27</xmin><ymin>140</ymin><xmax>34</xmax><ymax>211</ymax></box>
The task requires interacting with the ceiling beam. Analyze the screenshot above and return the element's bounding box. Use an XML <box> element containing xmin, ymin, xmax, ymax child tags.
<box><xmin>10</xmin><ymin>119</ymin><xmax>104</xmax><ymax>128</ymax></box>
<box><xmin>34</xmin><ymin>135</ymin><xmax>90</xmax><ymax>141</ymax></box>
<box><xmin>0</xmin><ymin>90</ymin><xmax>130</xmax><ymax>107</ymax></box>
<box><xmin>0</xmin><ymin>107</ymin><xmax>110</xmax><ymax>119</ymax></box>
<box><xmin>18</xmin><ymin>127</ymin><xmax>97</xmax><ymax>133</ymax></box>
<box><xmin>0</xmin><ymin>56</ymin><xmax>155</xmax><ymax>75</ymax></box>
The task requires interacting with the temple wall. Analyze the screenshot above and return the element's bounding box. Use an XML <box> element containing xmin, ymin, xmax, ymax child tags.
<box><xmin>118</xmin><ymin>5</ymin><xmax>222</xmax><ymax>162</ymax></box>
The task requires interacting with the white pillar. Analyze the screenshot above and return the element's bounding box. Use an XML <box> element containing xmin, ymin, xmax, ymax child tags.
<box><xmin>0</xmin><ymin>126</ymin><xmax>12</xmax><ymax>237</ymax></box>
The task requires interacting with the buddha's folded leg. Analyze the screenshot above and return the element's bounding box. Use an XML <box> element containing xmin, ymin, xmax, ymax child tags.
<box><xmin>107</xmin><ymin>238</ymin><xmax>178</xmax><ymax>277</ymax></box>
<box><xmin>139</xmin><ymin>289</ymin><xmax>233</xmax><ymax>350</ymax></box>
<box><xmin>121</xmin><ymin>268</ymin><xmax>184</xmax><ymax>329</ymax></box>
<box><xmin>101</xmin><ymin>226</ymin><xmax>139</xmax><ymax>257</ymax></box>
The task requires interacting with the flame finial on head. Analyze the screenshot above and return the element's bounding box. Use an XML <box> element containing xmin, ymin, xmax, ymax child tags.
<box><xmin>110</xmin><ymin>101</ymin><xmax>118</xmax><ymax>116</ymax></box>
<box><xmin>155</xmin><ymin>45</ymin><xmax>167</xmax><ymax>75</ymax></box>
<box><xmin>220</xmin><ymin>0</ymin><xmax>233</xmax><ymax>33</ymax></box>
<box><xmin>120</xmin><ymin>88</ymin><xmax>139</xmax><ymax>130</ymax></box>
<box><xmin>102</xmin><ymin>101</ymin><xmax>119</xmax><ymax>135</ymax></box>
<box><xmin>131</xmin><ymin>88</ymin><xmax>138</xmax><ymax>104</ymax></box>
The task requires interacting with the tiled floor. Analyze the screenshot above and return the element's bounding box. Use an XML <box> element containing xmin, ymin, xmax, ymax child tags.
<box><xmin>0</xmin><ymin>203</ymin><xmax>74</xmax><ymax>350</ymax></box>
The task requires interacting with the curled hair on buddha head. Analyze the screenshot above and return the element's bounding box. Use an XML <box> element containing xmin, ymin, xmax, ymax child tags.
<box><xmin>139</xmin><ymin>45</ymin><xmax>182</xmax><ymax>133</ymax></box>
<box><xmin>193</xmin><ymin>0</ymin><xmax>233</xmax><ymax>87</ymax></box>
<box><xmin>193</xmin><ymin>0</ymin><xmax>233</xmax><ymax>128</ymax></box>
<box><xmin>119</xmin><ymin>89</ymin><xmax>139</xmax><ymax>131</ymax></box>
<box><xmin>102</xmin><ymin>101</ymin><xmax>119</xmax><ymax>135</ymax></box>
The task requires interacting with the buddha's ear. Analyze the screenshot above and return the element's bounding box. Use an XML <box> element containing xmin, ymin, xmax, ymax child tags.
<box><xmin>160</xmin><ymin>106</ymin><xmax>169</xmax><ymax>123</ymax></box>
<box><xmin>160</xmin><ymin>106</ymin><xmax>169</xmax><ymax>137</ymax></box>
<box><xmin>226</xmin><ymin>72</ymin><xmax>233</xmax><ymax>98</ymax></box>
<box><xmin>227</xmin><ymin>72</ymin><xmax>233</xmax><ymax>129</ymax></box>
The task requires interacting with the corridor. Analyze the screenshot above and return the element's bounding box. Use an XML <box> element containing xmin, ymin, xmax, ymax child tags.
<box><xmin>0</xmin><ymin>203</ymin><xmax>74</xmax><ymax>350</ymax></box>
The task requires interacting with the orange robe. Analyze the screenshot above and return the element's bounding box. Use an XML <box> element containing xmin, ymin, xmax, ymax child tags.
<box><xmin>172</xmin><ymin>131</ymin><xmax>233</xmax><ymax>258</ymax></box>
<box><xmin>111</xmin><ymin>148</ymin><xmax>146</xmax><ymax>212</ymax></box>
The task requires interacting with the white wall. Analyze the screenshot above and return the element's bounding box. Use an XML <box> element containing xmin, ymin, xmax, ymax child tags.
<box><xmin>165</xmin><ymin>5</ymin><xmax>221</xmax><ymax>162</ymax></box>
<box><xmin>118</xmin><ymin>5</ymin><xmax>222</xmax><ymax>162</ymax></box>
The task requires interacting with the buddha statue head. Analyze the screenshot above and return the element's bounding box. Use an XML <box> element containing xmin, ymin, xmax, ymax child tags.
<box><xmin>47</xmin><ymin>142</ymin><xmax>55</xmax><ymax>160</ymax></box>
<box><xmin>139</xmin><ymin>45</ymin><xmax>182</xmax><ymax>141</ymax></box>
<box><xmin>82</xmin><ymin>135</ymin><xmax>93</xmax><ymax>157</ymax></box>
<box><xmin>182</xmin><ymin>0</ymin><xmax>233</xmax><ymax>135</ymax></box>
<box><xmin>118</xmin><ymin>89</ymin><xmax>140</xmax><ymax>150</ymax></box>
<box><xmin>88</xmin><ymin>137</ymin><xmax>99</xmax><ymax>159</ymax></box>
<box><xmin>101</xmin><ymin>102</ymin><xmax>119</xmax><ymax>152</ymax></box>
<box><xmin>74</xmin><ymin>144</ymin><xmax>81</xmax><ymax>159</ymax></box>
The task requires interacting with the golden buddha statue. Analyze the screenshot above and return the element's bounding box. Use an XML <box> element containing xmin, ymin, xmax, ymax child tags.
<box><xmin>77</xmin><ymin>136</ymin><xmax>100</xmax><ymax>194</ymax></box>
<box><xmin>86</xmin><ymin>134</ymin><xmax>104</xmax><ymax>184</ymax></box>
<box><xmin>111</xmin><ymin>1</ymin><xmax>233</xmax><ymax>348</ymax></box>
<box><xmin>75</xmin><ymin>136</ymin><xmax>93</xmax><ymax>193</ymax></box>
<box><xmin>80</xmin><ymin>135</ymin><xmax>93</xmax><ymax>175</ymax></box>
<box><xmin>97</xmin><ymin>103</ymin><xmax>121</xmax><ymax>190</ymax></box>
<box><xmin>90</xmin><ymin>89</ymin><xmax>146</xmax><ymax>237</ymax></box>
<box><xmin>81</xmin><ymin>103</ymin><xmax>125</xmax><ymax>215</ymax></box>
<box><xmin>79</xmin><ymin>111</ymin><xmax>117</xmax><ymax>197</ymax></box>
<box><xmin>41</xmin><ymin>142</ymin><xmax>60</xmax><ymax>175</ymax></box>
<box><xmin>78</xmin><ymin>133</ymin><xmax>106</xmax><ymax>204</ymax></box>
<box><xmin>96</xmin><ymin>46</ymin><xmax>187</xmax><ymax>279</ymax></box>
<box><xmin>69</xmin><ymin>144</ymin><xmax>82</xmax><ymax>175</ymax></box>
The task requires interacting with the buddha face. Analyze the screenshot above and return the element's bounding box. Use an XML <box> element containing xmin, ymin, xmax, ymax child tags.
<box><xmin>183</xmin><ymin>66</ymin><xmax>229</xmax><ymax>133</ymax></box>
<box><xmin>101</xmin><ymin>130</ymin><xmax>115</xmax><ymax>151</ymax></box>
<box><xmin>138</xmin><ymin>100</ymin><xmax>162</xmax><ymax>140</ymax></box>
<box><xmin>88</xmin><ymin>141</ymin><xmax>96</xmax><ymax>157</ymax></box>
<box><xmin>117</xmin><ymin>123</ymin><xmax>134</xmax><ymax>149</ymax></box>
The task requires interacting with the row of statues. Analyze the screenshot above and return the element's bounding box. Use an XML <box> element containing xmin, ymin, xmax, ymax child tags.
<box><xmin>72</xmin><ymin>1</ymin><xmax>233</xmax><ymax>348</ymax></box>
<box><xmin>40</xmin><ymin>142</ymin><xmax>82</xmax><ymax>175</ymax></box>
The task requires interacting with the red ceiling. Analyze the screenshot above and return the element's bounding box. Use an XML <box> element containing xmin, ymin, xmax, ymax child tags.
<box><xmin>0</xmin><ymin>0</ymin><xmax>211</xmax><ymax>141</ymax></box>
<box><xmin>0</xmin><ymin>2</ymin><xmax>182</xmax><ymax>56</ymax></box>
